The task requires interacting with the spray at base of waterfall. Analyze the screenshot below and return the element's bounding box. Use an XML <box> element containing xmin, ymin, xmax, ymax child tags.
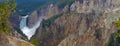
<box><xmin>20</xmin><ymin>15</ymin><xmax>44</xmax><ymax>40</ymax></box>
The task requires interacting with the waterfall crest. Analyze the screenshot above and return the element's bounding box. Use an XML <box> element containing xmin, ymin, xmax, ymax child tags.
<box><xmin>20</xmin><ymin>15</ymin><xmax>43</xmax><ymax>40</ymax></box>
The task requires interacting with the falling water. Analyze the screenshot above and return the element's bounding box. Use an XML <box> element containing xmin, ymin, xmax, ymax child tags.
<box><xmin>20</xmin><ymin>15</ymin><xmax>44</xmax><ymax>40</ymax></box>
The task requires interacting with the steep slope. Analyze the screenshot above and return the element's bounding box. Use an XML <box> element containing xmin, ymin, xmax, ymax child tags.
<box><xmin>0</xmin><ymin>32</ymin><xmax>34</xmax><ymax>46</ymax></box>
<box><xmin>30</xmin><ymin>0</ymin><xmax>120</xmax><ymax>46</ymax></box>
<box><xmin>32</xmin><ymin>7</ymin><xmax>120</xmax><ymax>46</ymax></box>
<box><xmin>58</xmin><ymin>8</ymin><xmax>120</xmax><ymax>46</ymax></box>
<box><xmin>8</xmin><ymin>0</ymin><xmax>120</xmax><ymax>46</ymax></box>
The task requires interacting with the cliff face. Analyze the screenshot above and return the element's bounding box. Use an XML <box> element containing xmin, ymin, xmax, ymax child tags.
<box><xmin>0</xmin><ymin>32</ymin><xmax>34</xmax><ymax>46</ymax></box>
<box><xmin>27</xmin><ymin>4</ymin><xmax>61</xmax><ymax>28</ymax></box>
<box><xmin>57</xmin><ymin>13</ymin><xmax>118</xmax><ymax>46</ymax></box>
<box><xmin>8</xmin><ymin>0</ymin><xmax>120</xmax><ymax>46</ymax></box>
<box><xmin>28</xmin><ymin>11</ymin><xmax>40</xmax><ymax>28</ymax></box>
<box><xmin>32</xmin><ymin>0</ymin><xmax>120</xmax><ymax>46</ymax></box>
<box><xmin>70</xmin><ymin>0</ymin><xmax>120</xmax><ymax>13</ymax></box>
<box><xmin>34</xmin><ymin>11</ymin><xmax>118</xmax><ymax>46</ymax></box>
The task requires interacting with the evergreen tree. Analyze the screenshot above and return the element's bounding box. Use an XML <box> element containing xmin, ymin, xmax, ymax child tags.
<box><xmin>0</xmin><ymin>0</ymin><xmax>16</xmax><ymax>34</ymax></box>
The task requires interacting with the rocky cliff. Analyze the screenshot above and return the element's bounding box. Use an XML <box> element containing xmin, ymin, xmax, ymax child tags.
<box><xmin>57</xmin><ymin>12</ymin><xmax>119</xmax><ymax>46</ymax></box>
<box><xmin>31</xmin><ymin>0</ymin><xmax>120</xmax><ymax>46</ymax></box>
<box><xmin>8</xmin><ymin>0</ymin><xmax>120</xmax><ymax>46</ymax></box>
<box><xmin>33</xmin><ymin>11</ymin><xmax>119</xmax><ymax>46</ymax></box>
<box><xmin>0</xmin><ymin>32</ymin><xmax>34</xmax><ymax>46</ymax></box>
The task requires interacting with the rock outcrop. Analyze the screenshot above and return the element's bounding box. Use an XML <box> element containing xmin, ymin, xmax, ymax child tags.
<box><xmin>58</xmin><ymin>12</ymin><xmax>120</xmax><ymax>46</ymax></box>
<box><xmin>27</xmin><ymin>4</ymin><xmax>61</xmax><ymax>28</ymax></box>
<box><xmin>28</xmin><ymin>11</ymin><xmax>40</xmax><ymax>28</ymax></box>
<box><xmin>70</xmin><ymin>0</ymin><xmax>120</xmax><ymax>13</ymax></box>
<box><xmin>0</xmin><ymin>32</ymin><xmax>34</xmax><ymax>46</ymax></box>
<box><xmin>9</xmin><ymin>0</ymin><xmax>120</xmax><ymax>46</ymax></box>
<box><xmin>40</xmin><ymin>4</ymin><xmax>60</xmax><ymax>19</ymax></box>
<box><xmin>32</xmin><ymin>0</ymin><xmax>120</xmax><ymax>45</ymax></box>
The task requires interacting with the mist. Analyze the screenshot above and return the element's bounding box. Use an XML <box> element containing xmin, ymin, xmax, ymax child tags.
<box><xmin>20</xmin><ymin>15</ymin><xmax>44</xmax><ymax>40</ymax></box>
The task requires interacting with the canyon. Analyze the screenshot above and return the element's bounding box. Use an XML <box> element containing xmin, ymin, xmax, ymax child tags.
<box><xmin>1</xmin><ymin>0</ymin><xmax>120</xmax><ymax>46</ymax></box>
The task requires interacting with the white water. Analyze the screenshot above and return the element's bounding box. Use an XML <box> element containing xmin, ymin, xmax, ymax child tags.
<box><xmin>20</xmin><ymin>15</ymin><xmax>43</xmax><ymax>40</ymax></box>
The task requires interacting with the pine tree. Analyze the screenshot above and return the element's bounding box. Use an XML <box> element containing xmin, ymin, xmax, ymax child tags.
<box><xmin>0</xmin><ymin>0</ymin><xmax>16</xmax><ymax>34</ymax></box>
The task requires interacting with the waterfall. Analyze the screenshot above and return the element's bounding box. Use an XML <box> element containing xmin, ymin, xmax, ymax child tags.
<box><xmin>20</xmin><ymin>15</ymin><xmax>43</xmax><ymax>40</ymax></box>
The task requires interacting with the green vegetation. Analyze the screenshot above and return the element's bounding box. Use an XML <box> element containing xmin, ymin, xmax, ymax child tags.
<box><xmin>107</xmin><ymin>33</ymin><xmax>120</xmax><ymax>46</ymax></box>
<box><xmin>31</xmin><ymin>37</ymin><xmax>39</xmax><ymax>46</ymax></box>
<box><xmin>38</xmin><ymin>0</ymin><xmax>74</xmax><ymax>12</ymax></box>
<box><xmin>56</xmin><ymin>0</ymin><xmax>74</xmax><ymax>8</ymax></box>
<box><xmin>113</xmin><ymin>18</ymin><xmax>120</xmax><ymax>38</ymax></box>
<box><xmin>42</xmin><ymin>13</ymin><xmax>63</xmax><ymax>30</ymax></box>
<box><xmin>107</xmin><ymin>18</ymin><xmax>120</xmax><ymax>46</ymax></box>
<box><xmin>0</xmin><ymin>0</ymin><xmax>16</xmax><ymax>34</ymax></box>
<box><xmin>66</xmin><ymin>42</ymin><xmax>69</xmax><ymax>46</ymax></box>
